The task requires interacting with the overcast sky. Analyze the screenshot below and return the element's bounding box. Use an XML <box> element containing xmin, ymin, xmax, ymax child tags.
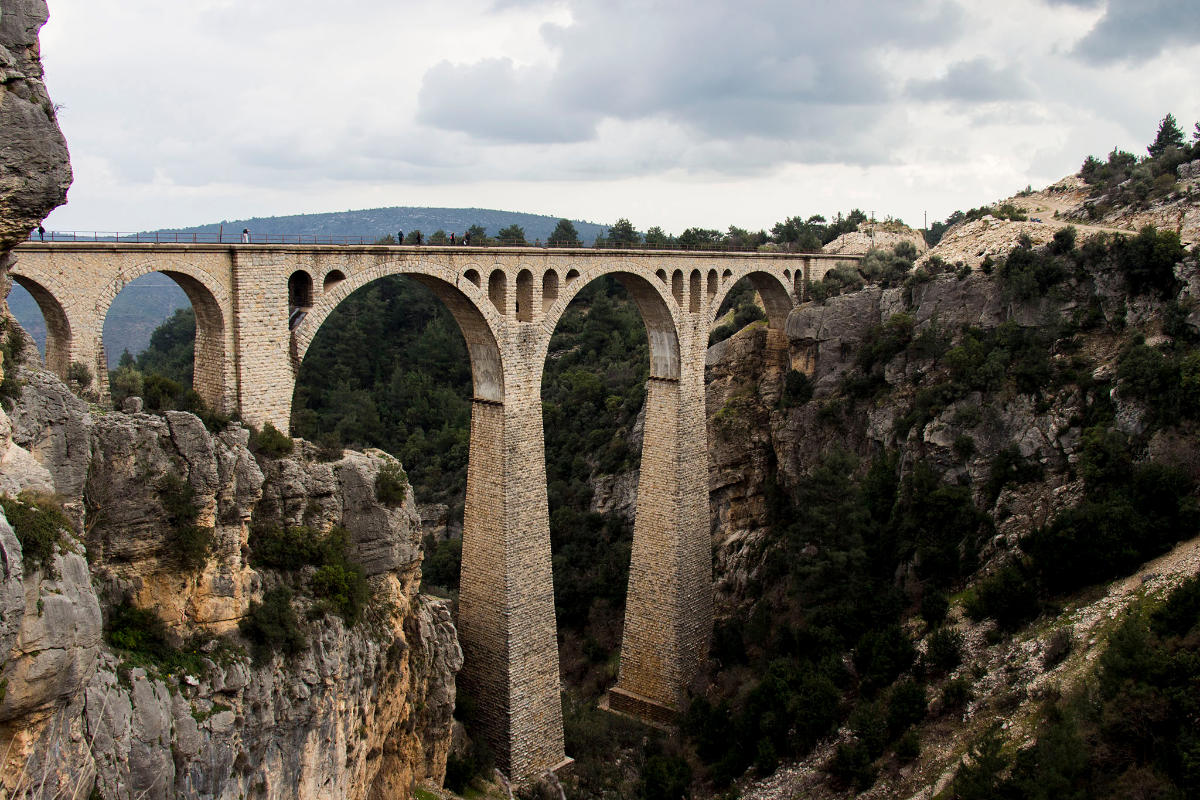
<box><xmin>36</xmin><ymin>0</ymin><xmax>1200</xmax><ymax>235</ymax></box>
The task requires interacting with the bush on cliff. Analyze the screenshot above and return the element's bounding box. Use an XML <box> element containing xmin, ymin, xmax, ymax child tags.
<box><xmin>248</xmin><ymin>525</ymin><xmax>370</xmax><ymax>624</ymax></box>
<box><xmin>250</xmin><ymin>422</ymin><xmax>294</xmax><ymax>457</ymax></box>
<box><xmin>158</xmin><ymin>471</ymin><xmax>212</xmax><ymax>571</ymax></box>
<box><xmin>374</xmin><ymin>460</ymin><xmax>408</xmax><ymax>506</ymax></box>
<box><xmin>240</xmin><ymin>587</ymin><xmax>306</xmax><ymax>663</ymax></box>
<box><xmin>0</xmin><ymin>492</ymin><xmax>71</xmax><ymax>577</ymax></box>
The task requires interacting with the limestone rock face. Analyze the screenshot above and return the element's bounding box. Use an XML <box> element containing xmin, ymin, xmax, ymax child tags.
<box><xmin>0</xmin><ymin>0</ymin><xmax>71</xmax><ymax>250</ymax></box>
<box><xmin>0</xmin><ymin>366</ymin><xmax>461</xmax><ymax>800</ymax></box>
<box><xmin>707</xmin><ymin>253</ymin><xmax>1198</xmax><ymax>620</ymax></box>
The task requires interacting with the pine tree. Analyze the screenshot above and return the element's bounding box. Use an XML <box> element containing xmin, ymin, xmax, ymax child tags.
<box><xmin>1148</xmin><ymin>113</ymin><xmax>1185</xmax><ymax>158</ymax></box>
<box><xmin>547</xmin><ymin>218</ymin><xmax>579</xmax><ymax>246</ymax></box>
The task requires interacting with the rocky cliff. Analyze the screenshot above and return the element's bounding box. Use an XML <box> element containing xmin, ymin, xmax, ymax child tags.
<box><xmin>702</xmin><ymin>232</ymin><xmax>1200</xmax><ymax>797</ymax></box>
<box><xmin>0</xmin><ymin>363</ymin><xmax>461</xmax><ymax>799</ymax></box>
<box><xmin>0</xmin><ymin>0</ymin><xmax>70</xmax><ymax>254</ymax></box>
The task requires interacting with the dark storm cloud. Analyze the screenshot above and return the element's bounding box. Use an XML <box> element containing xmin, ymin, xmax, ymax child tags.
<box><xmin>907</xmin><ymin>58</ymin><xmax>1033</xmax><ymax>102</ymax></box>
<box><xmin>1070</xmin><ymin>0</ymin><xmax>1200</xmax><ymax>63</ymax></box>
<box><xmin>416</xmin><ymin>0</ymin><xmax>963</xmax><ymax>161</ymax></box>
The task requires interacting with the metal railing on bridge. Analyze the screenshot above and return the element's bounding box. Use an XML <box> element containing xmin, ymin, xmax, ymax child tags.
<box><xmin>24</xmin><ymin>230</ymin><xmax>845</xmax><ymax>255</ymax></box>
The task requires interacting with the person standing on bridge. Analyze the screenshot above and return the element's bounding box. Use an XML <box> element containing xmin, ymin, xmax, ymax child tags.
<box><xmin>450</xmin><ymin>232</ymin><xmax>456</xmax><ymax>245</ymax></box>
<box><xmin>464</xmin><ymin>230</ymin><xmax>471</xmax><ymax>246</ymax></box>
<box><xmin>397</xmin><ymin>230</ymin><xmax>403</xmax><ymax>245</ymax></box>
<box><xmin>241</xmin><ymin>228</ymin><xmax>250</xmax><ymax>243</ymax></box>
<box><xmin>37</xmin><ymin>225</ymin><xmax>44</xmax><ymax>242</ymax></box>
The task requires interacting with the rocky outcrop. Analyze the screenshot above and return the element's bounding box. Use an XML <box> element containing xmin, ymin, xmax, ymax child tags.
<box><xmin>823</xmin><ymin>226</ymin><xmax>927</xmax><ymax>256</ymax></box>
<box><xmin>0</xmin><ymin>364</ymin><xmax>461</xmax><ymax>800</ymax></box>
<box><xmin>0</xmin><ymin>0</ymin><xmax>71</xmax><ymax>251</ymax></box>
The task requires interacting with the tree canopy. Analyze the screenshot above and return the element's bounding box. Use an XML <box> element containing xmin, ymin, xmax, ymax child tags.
<box><xmin>1148</xmin><ymin>113</ymin><xmax>1185</xmax><ymax>157</ymax></box>
<box><xmin>548</xmin><ymin>218</ymin><xmax>580</xmax><ymax>246</ymax></box>
<box><xmin>497</xmin><ymin>224</ymin><xmax>526</xmax><ymax>245</ymax></box>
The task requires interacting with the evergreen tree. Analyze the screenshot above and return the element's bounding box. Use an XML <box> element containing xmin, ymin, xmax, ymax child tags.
<box><xmin>497</xmin><ymin>224</ymin><xmax>526</xmax><ymax>245</ymax></box>
<box><xmin>644</xmin><ymin>226</ymin><xmax>671</xmax><ymax>247</ymax></box>
<box><xmin>606</xmin><ymin>218</ymin><xmax>640</xmax><ymax>247</ymax></box>
<box><xmin>548</xmin><ymin>218</ymin><xmax>579</xmax><ymax>246</ymax></box>
<box><xmin>1148</xmin><ymin>113</ymin><xmax>1185</xmax><ymax>158</ymax></box>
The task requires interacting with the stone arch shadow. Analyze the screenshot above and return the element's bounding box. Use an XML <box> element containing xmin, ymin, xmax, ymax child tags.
<box><xmin>94</xmin><ymin>264</ymin><xmax>232</xmax><ymax>412</ymax></box>
<box><xmin>538</xmin><ymin>261</ymin><xmax>683</xmax><ymax>380</ymax></box>
<box><xmin>8</xmin><ymin>274</ymin><xmax>72</xmax><ymax>380</ymax></box>
<box><xmin>706</xmin><ymin>268</ymin><xmax>795</xmax><ymax>333</ymax></box>
<box><xmin>291</xmin><ymin>260</ymin><xmax>506</xmax><ymax>407</ymax></box>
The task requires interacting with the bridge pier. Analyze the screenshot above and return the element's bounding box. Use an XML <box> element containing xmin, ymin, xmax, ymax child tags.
<box><xmin>608</xmin><ymin>318</ymin><xmax>713</xmax><ymax>721</ymax></box>
<box><xmin>456</xmin><ymin>373</ymin><xmax>567</xmax><ymax>781</ymax></box>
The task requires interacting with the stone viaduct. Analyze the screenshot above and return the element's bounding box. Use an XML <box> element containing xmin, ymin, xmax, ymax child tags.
<box><xmin>7</xmin><ymin>242</ymin><xmax>859</xmax><ymax>781</ymax></box>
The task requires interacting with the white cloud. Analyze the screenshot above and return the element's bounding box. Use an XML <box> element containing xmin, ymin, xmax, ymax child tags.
<box><xmin>35</xmin><ymin>0</ymin><xmax>1200</xmax><ymax>235</ymax></box>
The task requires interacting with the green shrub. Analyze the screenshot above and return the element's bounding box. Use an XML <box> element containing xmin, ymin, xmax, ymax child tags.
<box><xmin>896</xmin><ymin>729</ymin><xmax>921</xmax><ymax>762</ymax></box>
<box><xmin>374</xmin><ymin>461</ymin><xmax>408</xmax><ymax>506</ymax></box>
<box><xmin>158</xmin><ymin>472</ymin><xmax>212</xmax><ymax>571</ymax></box>
<box><xmin>985</xmin><ymin>444</ymin><xmax>1044</xmax><ymax>503</ymax></box>
<box><xmin>941</xmin><ymin>676</ymin><xmax>974</xmax><ymax>712</ymax></box>
<box><xmin>315</xmin><ymin>432</ymin><xmax>343</xmax><ymax>462</ymax></box>
<box><xmin>830</xmin><ymin>740</ymin><xmax>878</xmax><ymax>791</ymax></box>
<box><xmin>105</xmin><ymin>602</ymin><xmax>211</xmax><ymax>674</ymax></box>
<box><xmin>781</xmin><ymin>369</ymin><xmax>813</xmax><ymax>407</ymax></box>
<box><xmin>965</xmin><ymin>563</ymin><xmax>1040</xmax><ymax>630</ymax></box>
<box><xmin>920</xmin><ymin>591</ymin><xmax>949</xmax><ymax>626</ymax></box>
<box><xmin>0</xmin><ymin>317</ymin><xmax>26</xmax><ymax>405</ymax></box>
<box><xmin>0</xmin><ymin>493</ymin><xmax>71</xmax><ymax>577</ymax></box>
<box><xmin>853</xmin><ymin>625</ymin><xmax>915</xmax><ymax>695</ymax></box>
<box><xmin>249</xmin><ymin>525</ymin><xmax>370</xmax><ymax>625</ymax></box>
<box><xmin>421</xmin><ymin>534</ymin><xmax>462</xmax><ymax>591</ymax></box>
<box><xmin>312</xmin><ymin>561</ymin><xmax>369</xmax><ymax>624</ymax></box>
<box><xmin>239</xmin><ymin>587</ymin><xmax>306</xmax><ymax>663</ymax></box>
<box><xmin>250</xmin><ymin>422</ymin><xmax>294</xmax><ymax>457</ymax></box>
<box><xmin>1113</xmin><ymin>226</ymin><xmax>1185</xmax><ymax>298</ymax></box>
<box><xmin>640</xmin><ymin>755</ymin><xmax>693</xmax><ymax>800</ymax></box>
<box><xmin>953</xmin><ymin>434</ymin><xmax>976</xmax><ymax>459</ymax></box>
<box><xmin>887</xmin><ymin>678</ymin><xmax>928</xmax><ymax>739</ymax></box>
<box><xmin>925</xmin><ymin>627</ymin><xmax>964</xmax><ymax>674</ymax></box>
<box><xmin>67</xmin><ymin>361</ymin><xmax>92</xmax><ymax>389</ymax></box>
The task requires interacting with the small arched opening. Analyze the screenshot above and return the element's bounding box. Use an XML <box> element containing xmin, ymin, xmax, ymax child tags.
<box><xmin>488</xmin><ymin>269</ymin><xmax>507</xmax><ymax>315</ymax></box>
<box><xmin>656</xmin><ymin>269</ymin><xmax>667</xmax><ymax>284</ymax></box>
<box><xmin>707</xmin><ymin>270</ymin><xmax>718</xmax><ymax>299</ymax></box>
<box><xmin>323</xmin><ymin>270</ymin><xmax>346</xmax><ymax>292</ymax></box>
<box><xmin>516</xmin><ymin>269</ymin><xmax>533</xmax><ymax>322</ymax></box>
<box><xmin>565</xmin><ymin>269</ymin><xmax>580</xmax><ymax>286</ymax></box>
<box><xmin>689</xmin><ymin>269</ymin><xmax>702</xmax><ymax>313</ymax></box>
<box><xmin>542</xmin><ymin>270</ymin><xmax>559</xmax><ymax>313</ymax></box>
<box><xmin>671</xmin><ymin>270</ymin><xmax>684</xmax><ymax>305</ymax></box>
<box><xmin>289</xmin><ymin>270</ymin><xmax>314</xmax><ymax>330</ymax></box>
<box><xmin>464</xmin><ymin>269</ymin><xmax>481</xmax><ymax>288</ymax></box>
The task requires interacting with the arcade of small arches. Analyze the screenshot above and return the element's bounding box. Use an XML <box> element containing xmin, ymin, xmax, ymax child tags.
<box><xmin>7</xmin><ymin>242</ymin><xmax>861</xmax><ymax>782</ymax></box>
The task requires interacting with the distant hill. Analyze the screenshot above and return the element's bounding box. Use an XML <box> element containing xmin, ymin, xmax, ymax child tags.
<box><xmin>152</xmin><ymin>207</ymin><xmax>611</xmax><ymax>245</ymax></box>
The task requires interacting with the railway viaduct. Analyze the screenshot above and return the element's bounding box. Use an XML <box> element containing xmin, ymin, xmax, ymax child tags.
<box><xmin>7</xmin><ymin>242</ymin><xmax>859</xmax><ymax>781</ymax></box>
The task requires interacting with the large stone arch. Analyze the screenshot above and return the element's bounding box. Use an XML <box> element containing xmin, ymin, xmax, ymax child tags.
<box><xmin>93</xmin><ymin>263</ymin><xmax>231</xmax><ymax>412</ymax></box>
<box><xmin>8</xmin><ymin>273</ymin><xmax>72</xmax><ymax>379</ymax></box>
<box><xmin>293</xmin><ymin>260</ymin><xmax>505</xmax><ymax>403</ymax></box>
<box><xmin>538</xmin><ymin>260</ymin><xmax>683</xmax><ymax>381</ymax></box>
<box><xmin>706</xmin><ymin>267</ymin><xmax>795</xmax><ymax>332</ymax></box>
